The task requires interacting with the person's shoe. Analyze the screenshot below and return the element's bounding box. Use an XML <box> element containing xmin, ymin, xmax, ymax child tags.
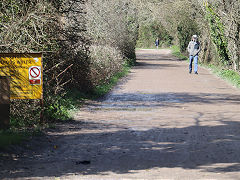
<box><xmin>195</xmin><ymin>72</ymin><xmax>198</xmax><ymax>74</ymax></box>
<box><xmin>189</xmin><ymin>71</ymin><xmax>192</xmax><ymax>74</ymax></box>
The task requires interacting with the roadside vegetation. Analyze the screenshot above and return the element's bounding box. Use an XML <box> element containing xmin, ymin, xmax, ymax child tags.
<box><xmin>205</xmin><ymin>65</ymin><xmax>240</xmax><ymax>89</ymax></box>
<box><xmin>171</xmin><ymin>46</ymin><xmax>188</xmax><ymax>61</ymax></box>
<box><xmin>0</xmin><ymin>0</ymin><xmax>240</xmax><ymax>148</ymax></box>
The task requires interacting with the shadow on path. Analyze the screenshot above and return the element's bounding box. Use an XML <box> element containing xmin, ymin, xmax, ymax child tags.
<box><xmin>135</xmin><ymin>61</ymin><xmax>180</xmax><ymax>69</ymax></box>
<box><xmin>1</xmin><ymin>119</ymin><xmax>240</xmax><ymax>178</ymax></box>
<box><xmin>93</xmin><ymin>92</ymin><xmax>240</xmax><ymax>111</ymax></box>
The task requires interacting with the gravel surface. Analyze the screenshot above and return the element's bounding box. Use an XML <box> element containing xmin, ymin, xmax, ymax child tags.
<box><xmin>1</xmin><ymin>49</ymin><xmax>240</xmax><ymax>180</ymax></box>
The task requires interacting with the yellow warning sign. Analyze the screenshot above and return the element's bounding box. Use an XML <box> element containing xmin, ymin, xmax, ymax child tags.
<box><xmin>0</xmin><ymin>53</ymin><xmax>43</xmax><ymax>100</ymax></box>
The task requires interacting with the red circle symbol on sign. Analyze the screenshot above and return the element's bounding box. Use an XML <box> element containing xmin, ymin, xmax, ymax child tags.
<box><xmin>30</xmin><ymin>67</ymin><xmax>41</xmax><ymax>78</ymax></box>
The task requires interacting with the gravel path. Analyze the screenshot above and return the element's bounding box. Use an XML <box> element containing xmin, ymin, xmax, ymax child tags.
<box><xmin>1</xmin><ymin>49</ymin><xmax>240</xmax><ymax>180</ymax></box>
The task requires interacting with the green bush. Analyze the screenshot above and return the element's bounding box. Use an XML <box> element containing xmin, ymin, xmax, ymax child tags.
<box><xmin>219</xmin><ymin>70</ymin><xmax>240</xmax><ymax>88</ymax></box>
<box><xmin>205</xmin><ymin>3</ymin><xmax>230</xmax><ymax>65</ymax></box>
<box><xmin>89</xmin><ymin>45</ymin><xmax>123</xmax><ymax>87</ymax></box>
<box><xmin>92</xmin><ymin>60</ymin><xmax>131</xmax><ymax>98</ymax></box>
<box><xmin>10</xmin><ymin>100</ymin><xmax>41</xmax><ymax>128</ymax></box>
<box><xmin>171</xmin><ymin>45</ymin><xmax>188</xmax><ymax>60</ymax></box>
<box><xmin>86</xmin><ymin>0</ymin><xmax>138</xmax><ymax>63</ymax></box>
<box><xmin>137</xmin><ymin>21</ymin><xmax>172</xmax><ymax>48</ymax></box>
<box><xmin>44</xmin><ymin>92</ymin><xmax>81</xmax><ymax>121</ymax></box>
<box><xmin>177</xmin><ymin>17</ymin><xmax>199</xmax><ymax>52</ymax></box>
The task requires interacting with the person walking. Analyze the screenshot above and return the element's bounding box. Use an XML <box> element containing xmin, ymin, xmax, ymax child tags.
<box><xmin>155</xmin><ymin>38</ymin><xmax>159</xmax><ymax>49</ymax></box>
<box><xmin>187</xmin><ymin>35</ymin><xmax>201</xmax><ymax>74</ymax></box>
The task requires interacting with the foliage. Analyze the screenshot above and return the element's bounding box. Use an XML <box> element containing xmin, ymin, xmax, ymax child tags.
<box><xmin>0</xmin><ymin>0</ymin><xmax>58</xmax><ymax>52</ymax></box>
<box><xmin>205</xmin><ymin>3</ymin><xmax>230</xmax><ymax>65</ymax></box>
<box><xmin>86</xmin><ymin>0</ymin><xmax>138</xmax><ymax>64</ymax></box>
<box><xmin>92</xmin><ymin>61</ymin><xmax>131</xmax><ymax>98</ymax></box>
<box><xmin>171</xmin><ymin>46</ymin><xmax>188</xmax><ymax>61</ymax></box>
<box><xmin>202</xmin><ymin>63</ymin><xmax>240</xmax><ymax>89</ymax></box>
<box><xmin>44</xmin><ymin>95</ymin><xmax>76</xmax><ymax>121</ymax></box>
<box><xmin>219</xmin><ymin>70</ymin><xmax>240</xmax><ymax>88</ymax></box>
<box><xmin>89</xmin><ymin>45</ymin><xmax>123</xmax><ymax>87</ymax></box>
<box><xmin>177</xmin><ymin>16</ymin><xmax>200</xmax><ymax>52</ymax></box>
<box><xmin>10</xmin><ymin>100</ymin><xmax>41</xmax><ymax>128</ymax></box>
<box><xmin>210</xmin><ymin>67</ymin><xmax>240</xmax><ymax>89</ymax></box>
<box><xmin>137</xmin><ymin>21</ymin><xmax>172</xmax><ymax>48</ymax></box>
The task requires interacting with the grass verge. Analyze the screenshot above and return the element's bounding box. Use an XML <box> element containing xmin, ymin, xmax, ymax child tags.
<box><xmin>203</xmin><ymin>64</ymin><xmax>240</xmax><ymax>88</ymax></box>
<box><xmin>171</xmin><ymin>45</ymin><xmax>188</xmax><ymax>60</ymax></box>
<box><xmin>92</xmin><ymin>61</ymin><xmax>131</xmax><ymax>98</ymax></box>
<box><xmin>170</xmin><ymin>45</ymin><xmax>240</xmax><ymax>89</ymax></box>
<box><xmin>44</xmin><ymin>93</ymin><xmax>82</xmax><ymax>122</ymax></box>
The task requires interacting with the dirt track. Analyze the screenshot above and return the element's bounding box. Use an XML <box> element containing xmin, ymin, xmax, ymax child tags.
<box><xmin>1</xmin><ymin>49</ymin><xmax>240</xmax><ymax>180</ymax></box>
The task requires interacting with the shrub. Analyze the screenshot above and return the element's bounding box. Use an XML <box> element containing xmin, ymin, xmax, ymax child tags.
<box><xmin>205</xmin><ymin>3</ymin><xmax>230</xmax><ymax>65</ymax></box>
<box><xmin>86</xmin><ymin>0</ymin><xmax>138</xmax><ymax>63</ymax></box>
<box><xmin>89</xmin><ymin>45</ymin><xmax>123</xmax><ymax>87</ymax></box>
<box><xmin>177</xmin><ymin>16</ymin><xmax>200</xmax><ymax>52</ymax></box>
<box><xmin>137</xmin><ymin>21</ymin><xmax>173</xmax><ymax>48</ymax></box>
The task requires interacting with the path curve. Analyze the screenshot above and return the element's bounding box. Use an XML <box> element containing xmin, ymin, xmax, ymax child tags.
<box><xmin>1</xmin><ymin>49</ymin><xmax>240</xmax><ymax>180</ymax></box>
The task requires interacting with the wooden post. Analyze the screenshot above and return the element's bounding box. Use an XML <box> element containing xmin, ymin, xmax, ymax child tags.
<box><xmin>0</xmin><ymin>76</ymin><xmax>10</xmax><ymax>129</ymax></box>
